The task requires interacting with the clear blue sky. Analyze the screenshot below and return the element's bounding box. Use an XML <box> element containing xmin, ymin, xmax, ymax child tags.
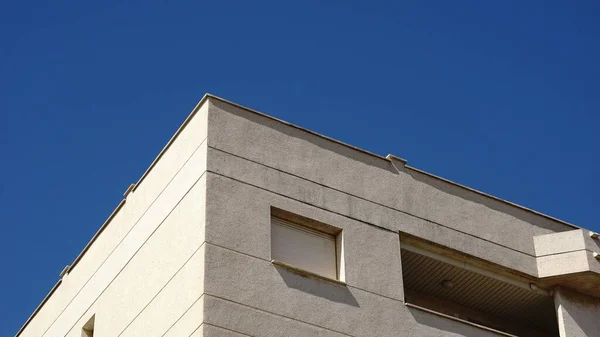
<box><xmin>1</xmin><ymin>1</ymin><xmax>598</xmax><ymax>335</ymax></box>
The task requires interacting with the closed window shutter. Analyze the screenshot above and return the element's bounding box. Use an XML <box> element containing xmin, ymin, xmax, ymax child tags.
<box><xmin>271</xmin><ymin>217</ymin><xmax>337</xmax><ymax>279</ymax></box>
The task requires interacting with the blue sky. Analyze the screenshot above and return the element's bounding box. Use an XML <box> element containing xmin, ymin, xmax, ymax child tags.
<box><xmin>1</xmin><ymin>1</ymin><xmax>599</xmax><ymax>335</ymax></box>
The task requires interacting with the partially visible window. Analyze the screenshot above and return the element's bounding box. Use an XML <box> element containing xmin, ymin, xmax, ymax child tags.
<box><xmin>81</xmin><ymin>315</ymin><xmax>94</xmax><ymax>337</ymax></box>
<box><xmin>270</xmin><ymin>209</ymin><xmax>343</xmax><ymax>281</ymax></box>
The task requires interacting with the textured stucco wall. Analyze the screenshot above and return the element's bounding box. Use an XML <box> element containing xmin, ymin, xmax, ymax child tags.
<box><xmin>201</xmin><ymin>98</ymin><xmax>518</xmax><ymax>336</ymax></box>
<box><xmin>535</xmin><ymin>230</ymin><xmax>600</xmax><ymax>279</ymax></box>
<box><xmin>201</xmin><ymin>97</ymin><xmax>600</xmax><ymax>336</ymax></box>
<box><xmin>206</xmin><ymin>98</ymin><xmax>573</xmax><ymax>255</ymax></box>
<box><xmin>555</xmin><ymin>288</ymin><xmax>600</xmax><ymax>337</ymax></box>
<box><xmin>17</xmin><ymin>103</ymin><xmax>208</xmax><ymax>337</ymax></box>
<box><xmin>205</xmin><ymin>98</ymin><xmax>575</xmax><ymax>280</ymax></box>
<box><xmin>202</xmin><ymin>173</ymin><xmax>501</xmax><ymax>337</ymax></box>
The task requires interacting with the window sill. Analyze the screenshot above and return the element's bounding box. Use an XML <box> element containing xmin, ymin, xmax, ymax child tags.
<box><xmin>271</xmin><ymin>260</ymin><xmax>346</xmax><ymax>286</ymax></box>
<box><xmin>404</xmin><ymin>302</ymin><xmax>519</xmax><ymax>337</ymax></box>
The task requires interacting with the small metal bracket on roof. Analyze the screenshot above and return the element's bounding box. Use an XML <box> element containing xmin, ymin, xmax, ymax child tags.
<box><xmin>386</xmin><ymin>154</ymin><xmax>408</xmax><ymax>173</ymax></box>
<box><xmin>590</xmin><ymin>231</ymin><xmax>599</xmax><ymax>239</ymax></box>
<box><xmin>123</xmin><ymin>183</ymin><xmax>136</xmax><ymax>199</ymax></box>
<box><xmin>594</xmin><ymin>252</ymin><xmax>600</xmax><ymax>260</ymax></box>
<box><xmin>59</xmin><ymin>265</ymin><xmax>71</xmax><ymax>277</ymax></box>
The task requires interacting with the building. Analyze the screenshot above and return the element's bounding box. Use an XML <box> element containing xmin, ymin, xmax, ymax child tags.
<box><xmin>16</xmin><ymin>94</ymin><xmax>600</xmax><ymax>337</ymax></box>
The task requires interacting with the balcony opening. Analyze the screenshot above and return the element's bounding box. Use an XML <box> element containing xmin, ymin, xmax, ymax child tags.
<box><xmin>401</xmin><ymin>237</ymin><xmax>559</xmax><ymax>337</ymax></box>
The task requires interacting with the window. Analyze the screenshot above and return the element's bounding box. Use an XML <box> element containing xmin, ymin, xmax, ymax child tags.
<box><xmin>81</xmin><ymin>315</ymin><xmax>94</xmax><ymax>337</ymax></box>
<box><xmin>270</xmin><ymin>209</ymin><xmax>343</xmax><ymax>282</ymax></box>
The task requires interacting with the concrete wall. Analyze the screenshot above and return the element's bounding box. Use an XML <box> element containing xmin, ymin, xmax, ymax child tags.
<box><xmin>202</xmin><ymin>172</ymin><xmax>502</xmax><ymax>337</ymax></box>
<box><xmin>17</xmin><ymin>103</ymin><xmax>209</xmax><ymax>337</ymax></box>
<box><xmin>555</xmin><ymin>288</ymin><xmax>600</xmax><ymax>337</ymax></box>
<box><xmin>535</xmin><ymin>230</ymin><xmax>600</xmax><ymax>278</ymax></box>
<box><xmin>205</xmin><ymin>98</ymin><xmax>575</xmax><ymax>279</ymax></box>
<box><xmin>202</xmin><ymin>98</ymin><xmax>515</xmax><ymax>336</ymax></box>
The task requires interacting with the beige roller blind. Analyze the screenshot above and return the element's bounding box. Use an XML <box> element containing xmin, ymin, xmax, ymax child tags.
<box><xmin>271</xmin><ymin>217</ymin><xmax>337</xmax><ymax>279</ymax></box>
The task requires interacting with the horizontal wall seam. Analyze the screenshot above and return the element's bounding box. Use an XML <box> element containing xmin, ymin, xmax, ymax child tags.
<box><xmin>72</xmin><ymin>134</ymin><xmax>206</xmax><ymax>274</ymax></box>
<box><xmin>206</xmin><ymin>171</ymin><xmax>391</xmax><ymax>236</ymax></box>
<box><xmin>70</xmin><ymin>199</ymin><xmax>126</xmax><ymax>272</ymax></box>
<box><xmin>188</xmin><ymin>323</ymin><xmax>202</xmax><ymax>337</ymax></box>
<box><xmin>118</xmin><ymin>243</ymin><xmax>206</xmax><ymax>336</ymax></box>
<box><xmin>203</xmin><ymin>322</ymin><xmax>253</xmax><ymax>337</ymax></box>
<box><xmin>208</xmin><ymin>93</ymin><xmax>579</xmax><ymax>232</ymax></box>
<box><xmin>208</xmin><ymin>146</ymin><xmax>538</xmax><ymax>258</ymax></box>
<box><xmin>34</xmin><ymin>137</ymin><xmax>207</xmax><ymax>337</ymax></box>
<box><xmin>52</xmin><ymin>171</ymin><xmax>207</xmax><ymax>337</ymax></box>
<box><xmin>160</xmin><ymin>294</ymin><xmax>205</xmax><ymax>337</ymax></box>
<box><xmin>535</xmin><ymin>248</ymin><xmax>597</xmax><ymax>257</ymax></box>
<box><xmin>206</xmin><ymin>163</ymin><xmax>536</xmax><ymax>265</ymax></box>
<box><xmin>204</xmin><ymin>241</ymin><xmax>403</xmax><ymax>303</ymax></box>
<box><xmin>203</xmin><ymin>294</ymin><xmax>354</xmax><ymax>337</ymax></box>
<box><xmin>206</xmin><ymin>241</ymin><xmax>272</xmax><ymax>263</ymax></box>
<box><xmin>133</xmin><ymin>100</ymin><xmax>207</xmax><ymax>193</ymax></box>
<box><xmin>13</xmin><ymin>280</ymin><xmax>62</xmax><ymax>337</ymax></box>
<box><xmin>27</xmin><ymin>136</ymin><xmax>208</xmax><ymax>337</ymax></box>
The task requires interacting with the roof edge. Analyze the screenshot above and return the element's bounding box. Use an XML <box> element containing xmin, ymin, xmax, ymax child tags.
<box><xmin>404</xmin><ymin>165</ymin><xmax>581</xmax><ymax>230</ymax></box>
<box><xmin>208</xmin><ymin>93</ymin><xmax>581</xmax><ymax>231</ymax></box>
<box><xmin>14</xmin><ymin>280</ymin><xmax>62</xmax><ymax>337</ymax></box>
<box><xmin>206</xmin><ymin>94</ymin><xmax>390</xmax><ymax>161</ymax></box>
<box><xmin>69</xmin><ymin>199</ymin><xmax>127</xmax><ymax>271</ymax></box>
<box><xmin>132</xmin><ymin>94</ymin><xmax>213</xmax><ymax>192</ymax></box>
<box><xmin>15</xmin><ymin>198</ymin><xmax>126</xmax><ymax>337</ymax></box>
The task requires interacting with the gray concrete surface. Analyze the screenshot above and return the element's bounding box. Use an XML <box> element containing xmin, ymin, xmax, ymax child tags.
<box><xmin>555</xmin><ymin>288</ymin><xmax>600</xmax><ymax>337</ymax></box>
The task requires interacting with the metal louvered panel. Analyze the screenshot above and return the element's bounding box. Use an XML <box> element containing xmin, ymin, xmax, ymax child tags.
<box><xmin>271</xmin><ymin>217</ymin><xmax>337</xmax><ymax>279</ymax></box>
<box><xmin>401</xmin><ymin>249</ymin><xmax>558</xmax><ymax>336</ymax></box>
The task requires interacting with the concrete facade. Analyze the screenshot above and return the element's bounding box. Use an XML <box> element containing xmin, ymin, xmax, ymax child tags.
<box><xmin>16</xmin><ymin>95</ymin><xmax>599</xmax><ymax>337</ymax></box>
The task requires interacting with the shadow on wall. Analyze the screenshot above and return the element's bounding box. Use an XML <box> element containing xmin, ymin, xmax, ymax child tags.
<box><xmin>406</xmin><ymin>306</ymin><xmax>499</xmax><ymax>337</ymax></box>
<box><xmin>274</xmin><ymin>266</ymin><xmax>360</xmax><ymax>307</ymax></box>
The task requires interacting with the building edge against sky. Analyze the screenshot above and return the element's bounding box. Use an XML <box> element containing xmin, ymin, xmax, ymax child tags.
<box><xmin>15</xmin><ymin>94</ymin><xmax>600</xmax><ymax>337</ymax></box>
